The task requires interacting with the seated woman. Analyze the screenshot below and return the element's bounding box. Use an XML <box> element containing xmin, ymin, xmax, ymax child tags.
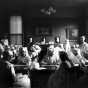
<box><xmin>40</xmin><ymin>45</ymin><xmax>61</xmax><ymax>70</ymax></box>
<box><xmin>68</xmin><ymin>44</ymin><xmax>87</xmax><ymax>66</ymax></box>
<box><xmin>47</xmin><ymin>51</ymin><xmax>75</xmax><ymax>88</ymax></box>
<box><xmin>71</xmin><ymin>45</ymin><xmax>86</xmax><ymax>65</ymax></box>
<box><xmin>27</xmin><ymin>44</ymin><xmax>47</xmax><ymax>70</ymax></box>
<box><xmin>30</xmin><ymin>43</ymin><xmax>41</xmax><ymax>61</ymax></box>
<box><xmin>67</xmin><ymin>50</ymin><xmax>80</xmax><ymax>66</ymax></box>
<box><xmin>17</xmin><ymin>47</ymin><xmax>31</xmax><ymax>66</ymax></box>
<box><xmin>30</xmin><ymin>51</ymin><xmax>40</xmax><ymax>69</ymax></box>
<box><xmin>0</xmin><ymin>50</ymin><xmax>31</xmax><ymax>88</ymax></box>
<box><xmin>64</xmin><ymin>44</ymin><xmax>80</xmax><ymax>65</ymax></box>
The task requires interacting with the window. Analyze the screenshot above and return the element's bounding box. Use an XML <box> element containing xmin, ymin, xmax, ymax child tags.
<box><xmin>10</xmin><ymin>16</ymin><xmax>22</xmax><ymax>45</ymax></box>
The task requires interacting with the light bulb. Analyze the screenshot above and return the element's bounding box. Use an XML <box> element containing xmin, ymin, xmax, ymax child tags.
<box><xmin>49</xmin><ymin>6</ymin><xmax>53</xmax><ymax>11</ymax></box>
<box><xmin>45</xmin><ymin>10</ymin><xmax>49</xmax><ymax>14</ymax></box>
<box><xmin>48</xmin><ymin>11</ymin><xmax>51</xmax><ymax>15</ymax></box>
<box><xmin>52</xmin><ymin>9</ymin><xmax>56</xmax><ymax>13</ymax></box>
<box><xmin>41</xmin><ymin>8</ymin><xmax>45</xmax><ymax>12</ymax></box>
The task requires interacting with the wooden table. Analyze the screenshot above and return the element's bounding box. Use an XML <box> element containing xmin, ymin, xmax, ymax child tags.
<box><xmin>14</xmin><ymin>65</ymin><xmax>55</xmax><ymax>88</ymax></box>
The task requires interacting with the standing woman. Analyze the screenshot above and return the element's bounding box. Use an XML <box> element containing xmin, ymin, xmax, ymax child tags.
<box><xmin>28</xmin><ymin>37</ymin><xmax>34</xmax><ymax>52</ymax></box>
<box><xmin>79</xmin><ymin>36</ymin><xmax>88</xmax><ymax>60</ymax></box>
<box><xmin>64</xmin><ymin>39</ymin><xmax>71</xmax><ymax>53</ymax></box>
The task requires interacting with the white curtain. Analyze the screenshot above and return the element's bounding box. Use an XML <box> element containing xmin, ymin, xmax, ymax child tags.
<box><xmin>10</xmin><ymin>35</ymin><xmax>22</xmax><ymax>45</ymax></box>
<box><xmin>10</xmin><ymin>16</ymin><xmax>22</xmax><ymax>45</ymax></box>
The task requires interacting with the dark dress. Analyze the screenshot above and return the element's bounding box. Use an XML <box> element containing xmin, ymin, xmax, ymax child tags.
<box><xmin>47</xmin><ymin>59</ymin><xmax>74</xmax><ymax>88</ymax></box>
<box><xmin>28</xmin><ymin>42</ymin><xmax>34</xmax><ymax>52</ymax></box>
<box><xmin>0</xmin><ymin>59</ymin><xmax>14</xmax><ymax>88</ymax></box>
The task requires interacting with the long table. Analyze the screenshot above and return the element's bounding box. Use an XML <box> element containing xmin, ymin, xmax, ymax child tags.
<box><xmin>14</xmin><ymin>66</ymin><xmax>55</xmax><ymax>88</ymax></box>
<box><xmin>14</xmin><ymin>64</ymin><xmax>88</xmax><ymax>88</ymax></box>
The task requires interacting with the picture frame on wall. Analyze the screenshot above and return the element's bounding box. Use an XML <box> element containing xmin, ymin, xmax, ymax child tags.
<box><xmin>66</xmin><ymin>28</ymin><xmax>78</xmax><ymax>41</ymax></box>
<box><xmin>36</xmin><ymin>26</ymin><xmax>52</xmax><ymax>36</ymax></box>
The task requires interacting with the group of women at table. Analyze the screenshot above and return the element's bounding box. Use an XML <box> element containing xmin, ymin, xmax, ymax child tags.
<box><xmin>46</xmin><ymin>36</ymin><xmax>88</xmax><ymax>88</ymax></box>
<box><xmin>0</xmin><ymin>35</ymin><xmax>88</xmax><ymax>88</ymax></box>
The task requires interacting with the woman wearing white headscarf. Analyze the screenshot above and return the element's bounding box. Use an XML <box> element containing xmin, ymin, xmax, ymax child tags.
<box><xmin>40</xmin><ymin>45</ymin><xmax>61</xmax><ymax>70</ymax></box>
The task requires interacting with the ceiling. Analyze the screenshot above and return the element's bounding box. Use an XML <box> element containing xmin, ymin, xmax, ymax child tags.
<box><xmin>0</xmin><ymin>0</ymin><xmax>88</xmax><ymax>18</ymax></box>
<box><xmin>27</xmin><ymin>0</ymin><xmax>88</xmax><ymax>7</ymax></box>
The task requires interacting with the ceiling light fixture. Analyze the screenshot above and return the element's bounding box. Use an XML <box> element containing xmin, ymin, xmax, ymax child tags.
<box><xmin>40</xmin><ymin>0</ymin><xmax>56</xmax><ymax>15</ymax></box>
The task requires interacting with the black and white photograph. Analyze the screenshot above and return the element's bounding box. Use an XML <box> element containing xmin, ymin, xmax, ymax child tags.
<box><xmin>0</xmin><ymin>0</ymin><xmax>88</xmax><ymax>88</ymax></box>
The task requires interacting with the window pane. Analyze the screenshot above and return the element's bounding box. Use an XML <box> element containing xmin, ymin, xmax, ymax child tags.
<box><xmin>10</xmin><ymin>35</ymin><xmax>22</xmax><ymax>45</ymax></box>
<box><xmin>10</xmin><ymin>16</ymin><xmax>22</xmax><ymax>34</ymax></box>
<box><xmin>10</xmin><ymin>16</ymin><xmax>16</xmax><ymax>34</ymax></box>
<box><xmin>16</xmin><ymin>35</ymin><xmax>22</xmax><ymax>45</ymax></box>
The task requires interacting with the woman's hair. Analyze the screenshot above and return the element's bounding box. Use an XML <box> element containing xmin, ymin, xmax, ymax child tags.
<box><xmin>2</xmin><ymin>50</ymin><xmax>13</xmax><ymax>61</ymax></box>
<box><xmin>47</xmin><ymin>45</ymin><xmax>54</xmax><ymax>55</ymax></box>
<box><xmin>19</xmin><ymin>47</ymin><xmax>28</xmax><ymax>56</ymax></box>
<box><xmin>59</xmin><ymin>51</ymin><xmax>69</xmax><ymax>62</ymax></box>
<box><xmin>80</xmin><ymin>35</ymin><xmax>87</xmax><ymax>42</ymax></box>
